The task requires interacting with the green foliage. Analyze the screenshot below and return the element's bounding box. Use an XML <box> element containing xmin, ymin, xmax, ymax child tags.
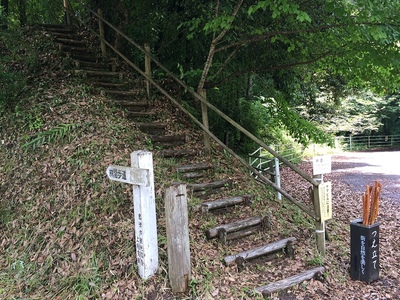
<box><xmin>22</xmin><ymin>123</ymin><xmax>79</xmax><ymax>151</ymax></box>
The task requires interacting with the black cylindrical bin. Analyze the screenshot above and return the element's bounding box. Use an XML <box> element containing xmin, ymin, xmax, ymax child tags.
<box><xmin>350</xmin><ymin>218</ymin><xmax>379</xmax><ymax>283</ymax></box>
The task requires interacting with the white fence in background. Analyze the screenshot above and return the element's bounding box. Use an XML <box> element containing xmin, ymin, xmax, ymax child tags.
<box><xmin>335</xmin><ymin>135</ymin><xmax>400</xmax><ymax>151</ymax></box>
<box><xmin>249</xmin><ymin>134</ymin><xmax>400</xmax><ymax>189</ymax></box>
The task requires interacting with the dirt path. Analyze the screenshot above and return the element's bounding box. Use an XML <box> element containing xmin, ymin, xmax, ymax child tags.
<box><xmin>331</xmin><ymin>150</ymin><xmax>400</xmax><ymax>203</ymax></box>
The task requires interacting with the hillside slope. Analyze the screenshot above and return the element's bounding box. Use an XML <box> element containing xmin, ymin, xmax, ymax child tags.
<box><xmin>1</xmin><ymin>27</ymin><xmax>399</xmax><ymax>300</ymax></box>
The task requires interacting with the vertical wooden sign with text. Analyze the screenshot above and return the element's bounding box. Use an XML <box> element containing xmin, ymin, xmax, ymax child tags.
<box><xmin>131</xmin><ymin>151</ymin><xmax>159</xmax><ymax>279</ymax></box>
<box><xmin>106</xmin><ymin>150</ymin><xmax>159</xmax><ymax>279</ymax></box>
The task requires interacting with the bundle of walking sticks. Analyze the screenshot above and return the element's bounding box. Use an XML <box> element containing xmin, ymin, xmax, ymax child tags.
<box><xmin>362</xmin><ymin>181</ymin><xmax>382</xmax><ymax>226</ymax></box>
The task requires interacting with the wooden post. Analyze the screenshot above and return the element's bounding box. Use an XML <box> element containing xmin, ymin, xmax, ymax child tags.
<box><xmin>165</xmin><ymin>183</ymin><xmax>191</xmax><ymax>294</ymax></box>
<box><xmin>63</xmin><ymin>0</ymin><xmax>71</xmax><ymax>25</ymax></box>
<box><xmin>312</xmin><ymin>175</ymin><xmax>325</xmax><ymax>255</ymax></box>
<box><xmin>131</xmin><ymin>151</ymin><xmax>159</xmax><ymax>279</ymax></box>
<box><xmin>97</xmin><ymin>9</ymin><xmax>107</xmax><ymax>58</ymax></box>
<box><xmin>144</xmin><ymin>43</ymin><xmax>152</xmax><ymax>101</ymax></box>
<box><xmin>199</xmin><ymin>89</ymin><xmax>211</xmax><ymax>153</ymax></box>
<box><xmin>274</xmin><ymin>157</ymin><xmax>281</xmax><ymax>201</ymax></box>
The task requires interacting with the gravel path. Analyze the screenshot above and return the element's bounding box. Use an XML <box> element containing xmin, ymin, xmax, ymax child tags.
<box><xmin>331</xmin><ymin>150</ymin><xmax>400</xmax><ymax>203</ymax></box>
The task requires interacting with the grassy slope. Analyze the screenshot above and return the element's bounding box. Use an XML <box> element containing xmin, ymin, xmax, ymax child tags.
<box><xmin>1</xmin><ymin>28</ymin><xmax>399</xmax><ymax>300</ymax></box>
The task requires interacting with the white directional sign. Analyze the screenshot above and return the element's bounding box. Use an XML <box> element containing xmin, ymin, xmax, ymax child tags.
<box><xmin>318</xmin><ymin>181</ymin><xmax>332</xmax><ymax>222</ymax></box>
<box><xmin>106</xmin><ymin>151</ymin><xmax>158</xmax><ymax>280</ymax></box>
<box><xmin>313</xmin><ymin>155</ymin><xmax>331</xmax><ymax>176</ymax></box>
<box><xmin>106</xmin><ymin>165</ymin><xmax>149</xmax><ymax>186</ymax></box>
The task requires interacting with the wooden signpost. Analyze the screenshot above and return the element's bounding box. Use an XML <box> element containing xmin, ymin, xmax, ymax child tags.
<box><xmin>106</xmin><ymin>150</ymin><xmax>159</xmax><ymax>279</ymax></box>
<box><xmin>312</xmin><ymin>155</ymin><xmax>332</xmax><ymax>255</ymax></box>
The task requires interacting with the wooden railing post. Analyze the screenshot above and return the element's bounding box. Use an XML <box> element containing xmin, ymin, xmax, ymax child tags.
<box><xmin>199</xmin><ymin>89</ymin><xmax>211</xmax><ymax>153</ymax></box>
<box><xmin>144</xmin><ymin>43</ymin><xmax>152</xmax><ymax>100</ymax></box>
<box><xmin>312</xmin><ymin>175</ymin><xmax>325</xmax><ymax>255</ymax></box>
<box><xmin>97</xmin><ymin>9</ymin><xmax>106</xmax><ymax>57</ymax></box>
<box><xmin>63</xmin><ymin>0</ymin><xmax>71</xmax><ymax>25</ymax></box>
<box><xmin>165</xmin><ymin>183</ymin><xmax>191</xmax><ymax>294</ymax></box>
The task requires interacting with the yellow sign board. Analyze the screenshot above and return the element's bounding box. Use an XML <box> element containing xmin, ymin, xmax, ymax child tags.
<box><xmin>318</xmin><ymin>182</ymin><xmax>332</xmax><ymax>222</ymax></box>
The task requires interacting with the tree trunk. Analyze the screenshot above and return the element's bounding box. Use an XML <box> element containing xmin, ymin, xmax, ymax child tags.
<box><xmin>1</xmin><ymin>0</ymin><xmax>9</xmax><ymax>29</ymax></box>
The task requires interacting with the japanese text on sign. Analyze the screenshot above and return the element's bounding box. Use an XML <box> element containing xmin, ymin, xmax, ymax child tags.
<box><xmin>318</xmin><ymin>181</ymin><xmax>332</xmax><ymax>222</ymax></box>
<box><xmin>313</xmin><ymin>155</ymin><xmax>331</xmax><ymax>175</ymax></box>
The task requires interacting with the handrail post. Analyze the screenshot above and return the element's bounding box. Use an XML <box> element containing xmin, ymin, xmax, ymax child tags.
<box><xmin>144</xmin><ymin>43</ymin><xmax>152</xmax><ymax>101</ymax></box>
<box><xmin>199</xmin><ymin>89</ymin><xmax>211</xmax><ymax>153</ymax></box>
<box><xmin>63</xmin><ymin>0</ymin><xmax>71</xmax><ymax>25</ymax></box>
<box><xmin>97</xmin><ymin>9</ymin><xmax>107</xmax><ymax>58</ymax></box>
<box><xmin>312</xmin><ymin>175</ymin><xmax>325</xmax><ymax>255</ymax></box>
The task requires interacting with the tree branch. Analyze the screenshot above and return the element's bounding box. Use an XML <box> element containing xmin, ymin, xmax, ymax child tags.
<box><xmin>205</xmin><ymin>50</ymin><xmax>335</xmax><ymax>89</ymax></box>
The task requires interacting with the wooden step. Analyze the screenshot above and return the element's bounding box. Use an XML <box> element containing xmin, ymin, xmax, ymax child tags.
<box><xmin>201</xmin><ymin>194</ymin><xmax>253</xmax><ymax>213</ymax></box>
<box><xmin>135</xmin><ymin>122</ymin><xmax>167</xmax><ymax>134</ymax></box>
<box><xmin>256</xmin><ymin>267</ymin><xmax>325</xmax><ymax>296</ymax></box>
<box><xmin>150</xmin><ymin>134</ymin><xmax>187</xmax><ymax>146</ymax></box>
<box><xmin>55</xmin><ymin>37</ymin><xmax>87</xmax><ymax>47</ymax></box>
<box><xmin>126</xmin><ymin>111</ymin><xmax>157</xmax><ymax>118</ymax></box>
<box><xmin>100</xmin><ymin>89</ymin><xmax>137</xmax><ymax>98</ymax></box>
<box><xmin>116</xmin><ymin>100</ymin><xmax>149</xmax><ymax>111</ymax></box>
<box><xmin>92</xmin><ymin>81</ymin><xmax>127</xmax><ymax>89</ymax></box>
<box><xmin>223</xmin><ymin>237</ymin><xmax>296</xmax><ymax>266</ymax></box>
<box><xmin>175</xmin><ymin>163</ymin><xmax>213</xmax><ymax>179</ymax></box>
<box><xmin>176</xmin><ymin>163</ymin><xmax>212</xmax><ymax>173</ymax></box>
<box><xmin>188</xmin><ymin>179</ymin><xmax>233</xmax><ymax>198</ymax></box>
<box><xmin>70</xmin><ymin>53</ymin><xmax>97</xmax><ymax>62</ymax></box>
<box><xmin>59</xmin><ymin>44</ymin><xmax>91</xmax><ymax>55</ymax></box>
<box><xmin>75</xmin><ymin>70</ymin><xmax>124</xmax><ymax>79</ymax></box>
<box><xmin>75</xmin><ymin>61</ymin><xmax>114</xmax><ymax>71</ymax></box>
<box><xmin>42</xmin><ymin>25</ymin><xmax>75</xmax><ymax>34</ymax></box>
<box><xmin>48</xmin><ymin>32</ymin><xmax>78</xmax><ymax>40</ymax></box>
<box><xmin>157</xmin><ymin>149</ymin><xmax>198</xmax><ymax>158</ymax></box>
<box><xmin>206</xmin><ymin>216</ymin><xmax>266</xmax><ymax>242</ymax></box>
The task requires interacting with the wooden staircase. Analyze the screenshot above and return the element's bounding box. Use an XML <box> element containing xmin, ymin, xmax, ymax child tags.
<box><xmin>40</xmin><ymin>24</ymin><xmax>325</xmax><ymax>297</ymax></box>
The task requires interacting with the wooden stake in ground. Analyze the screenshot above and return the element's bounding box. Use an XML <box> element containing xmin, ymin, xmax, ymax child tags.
<box><xmin>165</xmin><ymin>184</ymin><xmax>191</xmax><ymax>294</ymax></box>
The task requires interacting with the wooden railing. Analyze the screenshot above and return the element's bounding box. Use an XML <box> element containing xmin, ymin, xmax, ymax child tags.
<box><xmin>62</xmin><ymin>1</ymin><xmax>327</xmax><ymax>253</ymax></box>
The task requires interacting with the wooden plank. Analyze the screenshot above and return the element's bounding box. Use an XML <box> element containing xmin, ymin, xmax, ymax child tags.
<box><xmin>165</xmin><ymin>184</ymin><xmax>191</xmax><ymax>294</ymax></box>
<box><xmin>158</xmin><ymin>149</ymin><xmax>197</xmax><ymax>158</ymax></box>
<box><xmin>206</xmin><ymin>216</ymin><xmax>262</xmax><ymax>239</ymax></box>
<box><xmin>131</xmin><ymin>151</ymin><xmax>159</xmax><ymax>279</ymax></box>
<box><xmin>223</xmin><ymin>237</ymin><xmax>296</xmax><ymax>265</ymax></box>
<box><xmin>188</xmin><ymin>179</ymin><xmax>231</xmax><ymax>192</ymax></box>
<box><xmin>202</xmin><ymin>194</ymin><xmax>253</xmax><ymax>212</ymax></box>
<box><xmin>175</xmin><ymin>163</ymin><xmax>212</xmax><ymax>173</ymax></box>
<box><xmin>256</xmin><ymin>267</ymin><xmax>325</xmax><ymax>296</ymax></box>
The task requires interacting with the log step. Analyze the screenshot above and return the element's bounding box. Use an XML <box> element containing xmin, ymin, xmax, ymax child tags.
<box><xmin>42</xmin><ymin>26</ymin><xmax>75</xmax><ymax>34</ymax></box>
<box><xmin>202</xmin><ymin>194</ymin><xmax>253</xmax><ymax>213</ymax></box>
<box><xmin>55</xmin><ymin>37</ymin><xmax>87</xmax><ymax>47</ymax></box>
<box><xmin>175</xmin><ymin>163</ymin><xmax>212</xmax><ymax>173</ymax></box>
<box><xmin>206</xmin><ymin>216</ymin><xmax>264</xmax><ymax>240</ymax></box>
<box><xmin>150</xmin><ymin>134</ymin><xmax>187</xmax><ymax>146</ymax></box>
<box><xmin>223</xmin><ymin>237</ymin><xmax>296</xmax><ymax>266</ymax></box>
<box><xmin>75</xmin><ymin>61</ymin><xmax>114</xmax><ymax>71</ymax></box>
<box><xmin>92</xmin><ymin>81</ymin><xmax>127</xmax><ymax>89</ymax></box>
<box><xmin>59</xmin><ymin>44</ymin><xmax>91</xmax><ymax>54</ymax></box>
<box><xmin>188</xmin><ymin>179</ymin><xmax>232</xmax><ymax>193</ymax></box>
<box><xmin>127</xmin><ymin>111</ymin><xmax>157</xmax><ymax>118</ymax></box>
<box><xmin>255</xmin><ymin>267</ymin><xmax>325</xmax><ymax>296</ymax></box>
<box><xmin>101</xmin><ymin>89</ymin><xmax>138</xmax><ymax>98</ymax></box>
<box><xmin>135</xmin><ymin>122</ymin><xmax>167</xmax><ymax>134</ymax></box>
<box><xmin>70</xmin><ymin>53</ymin><xmax>97</xmax><ymax>62</ymax></box>
<box><xmin>75</xmin><ymin>70</ymin><xmax>124</xmax><ymax>79</ymax></box>
<box><xmin>117</xmin><ymin>100</ymin><xmax>149</xmax><ymax>111</ymax></box>
<box><xmin>157</xmin><ymin>149</ymin><xmax>197</xmax><ymax>158</ymax></box>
